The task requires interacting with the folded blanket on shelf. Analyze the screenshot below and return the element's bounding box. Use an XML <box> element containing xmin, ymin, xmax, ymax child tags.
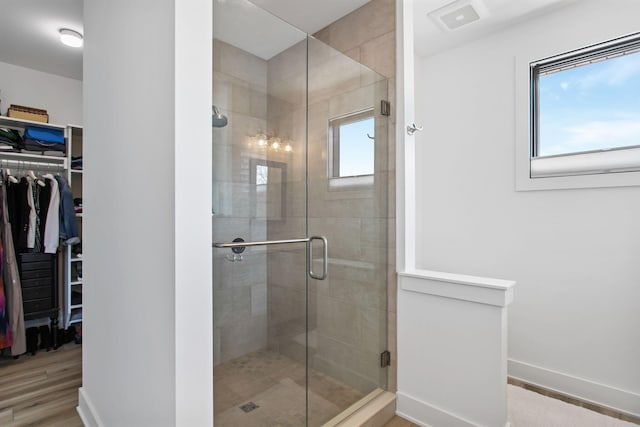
<box><xmin>22</xmin><ymin>139</ymin><xmax>66</xmax><ymax>153</ymax></box>
<box><xmin>23</xmin><ymin>126</ymin><xmax>64</xmax><ymax>145</ymax></box>
<box><xmin>0</xmin><ymin>128</ymin><xmax>23</xmax><ymax>149</ymax></box>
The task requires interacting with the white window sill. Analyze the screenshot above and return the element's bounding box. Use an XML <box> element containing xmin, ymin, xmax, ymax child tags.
<box><xmin>328</xmin><ymin>175</ymin><xmax>374</xmax><ymax>190</ymax></box>
<box><xmin>530</xmin><ymin>146</ymin><xmax>640</xmax><ymax>179</ymax></box>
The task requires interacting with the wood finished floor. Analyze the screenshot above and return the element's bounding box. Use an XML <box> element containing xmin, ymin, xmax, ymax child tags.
<box><xmin>383</xmin><ymin>416</ymin><xmax>420</xmax><ymax>427</ymax></box>
<box><xmin>0</xmin><ymin>344</ymin><xmax>83</xmax><ymax>426</ymax></box>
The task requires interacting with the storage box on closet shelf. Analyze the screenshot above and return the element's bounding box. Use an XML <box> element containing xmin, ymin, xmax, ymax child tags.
<box><xmin>6</xmin><ymin>104</ymin><xmax>49</xmax><ymax>123</ymax></box>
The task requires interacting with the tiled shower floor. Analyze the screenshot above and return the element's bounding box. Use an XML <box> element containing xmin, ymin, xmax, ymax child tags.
<box><xmin>213</xmin><ymin>350</ymin><xmax>365</xmax><ymax>426</ymax></box>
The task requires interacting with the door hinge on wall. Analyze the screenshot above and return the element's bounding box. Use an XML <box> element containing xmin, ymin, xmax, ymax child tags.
<box><xmin>381</xmin><ymin>100</ymin><xmax>391</xmax><ymax>117</ymax></box>
<box><xmin>380</xmin><ymin>350</ymin><xmax>391</xmax><ymax>368</ymax></box>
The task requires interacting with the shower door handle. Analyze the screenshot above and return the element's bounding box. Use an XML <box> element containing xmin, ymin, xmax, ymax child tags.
<box><xmin>213</xmin><ymin>236</ymin><xmax>328</xmax><ymax>280</ymax></box>
<box><xmin>308</xmin><ymin>236</ymin><xmax>328</xmax><ymax>281</ymax></box>
<box><xmin>213</xmin><ymin>237</ymin><xmax>310</xmax><ymax>249</ymax></box>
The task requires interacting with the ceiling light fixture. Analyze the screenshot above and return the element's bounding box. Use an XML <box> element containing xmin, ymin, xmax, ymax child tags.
<box><xmin>59</xmin><ymin>28</ymin><xmax>83</xmax><ymax>48</ymax></box>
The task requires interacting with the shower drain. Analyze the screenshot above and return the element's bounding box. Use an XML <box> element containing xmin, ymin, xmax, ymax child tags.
<box><xmin>239</xmin><ymin>402</ymin><xmax>259</xmax><ymax>413</ymax></box>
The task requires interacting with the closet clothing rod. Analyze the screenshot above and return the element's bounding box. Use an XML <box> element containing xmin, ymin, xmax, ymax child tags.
<box><xmin>0</xmin><ymin>158</ymin><xmax>67</xmax><ymax>172</ymax></box>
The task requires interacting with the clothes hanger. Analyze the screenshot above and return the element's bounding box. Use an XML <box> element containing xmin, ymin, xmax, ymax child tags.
<box><xmin>28</xmin><ymin>170</ymin><xmax>46</xmax><ymax>187</ymax></box>
<box><xmin>5</xmin><ymin>168</ymin><xmax>19</xmax><ymax>184</ymax></box>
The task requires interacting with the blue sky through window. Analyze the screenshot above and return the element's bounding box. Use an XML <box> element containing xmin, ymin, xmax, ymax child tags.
<box><xmin>538</xmin><ymin>51</ymin><xmax>640</xmax><ymax>156</ymax></box>
<box><xmin>339</xmin><ymin>117</ymin><xmax>375</xmax><ymax>176</ymax></box>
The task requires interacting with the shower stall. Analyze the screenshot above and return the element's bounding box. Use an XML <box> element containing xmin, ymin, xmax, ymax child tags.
<box><xmin>212</xmin><ymin>1</ymin><xmax>389</xmax><ymax>425</ymax></box>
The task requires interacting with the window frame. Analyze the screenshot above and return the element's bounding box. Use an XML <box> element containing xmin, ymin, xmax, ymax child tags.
<box><xmin>327</xmin><ymin>108</ymin><xmax>375</xmax><ymax>188</ymax></box>
<box><xmin>516</xmin><ymin>32</ymin><xmax>640</xmax><ymax>191</ymax></box>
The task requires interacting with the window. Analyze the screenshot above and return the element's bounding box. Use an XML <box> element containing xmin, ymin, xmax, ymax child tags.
<box><xmin>517</xmin><ymin>32</ymin><xmax>640</xmax><ymax>190</ymax></box>
<box><xmin>328</xmin><ymin>109</ymin><xmax>375</xmax><ymax>187</ymax></box>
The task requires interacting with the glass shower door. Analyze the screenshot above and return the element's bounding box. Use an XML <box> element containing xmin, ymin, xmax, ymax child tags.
<box><xmin>212</xmin><ymin>1</ymin><xmax>388</xmax><ymax>425</ymax></box>
<box><xmin>212</xmin><ymin>2</ymin><xmax>312</xmax><ymax>425</ymax></box>
<box><xmin>306</xmin><ymin>37</ymin><xmax>389</xmax><ymax>425</ymax></box>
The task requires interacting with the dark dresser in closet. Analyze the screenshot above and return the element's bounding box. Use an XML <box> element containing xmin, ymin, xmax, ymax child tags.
<box><xmin>17</xmin><ymin>253</ymin><xmax>59</xmax><ymax>336</ymax></box>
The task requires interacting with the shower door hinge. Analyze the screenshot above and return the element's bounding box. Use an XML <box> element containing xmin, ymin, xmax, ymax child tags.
<box><xmin>380</xmin><ymin>350</ymin><xmax>391</xmax><ymax>368</ymax></box>
<box><xmin>381</xmin><ymin>100</ymin><xmax>391</xmax><ymax>117</ymax></box>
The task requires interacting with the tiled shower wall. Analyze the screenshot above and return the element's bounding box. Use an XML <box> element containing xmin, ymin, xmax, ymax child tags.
<box><xmin>313</xmin><ymin>0</ymin><xmax>397</xmax><ymax>392</ymax></box>
<box><xmin>213</xmin><ymin>40</ymin><xmax>270</xmax><ymax>365</ymax></box>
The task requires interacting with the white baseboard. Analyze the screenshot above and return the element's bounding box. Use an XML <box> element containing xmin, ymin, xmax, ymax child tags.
<box><xmin>77</xmin><ymin>387</ymin><xmax>104</xmax><ymax>427</ymax></box>
<box><xmin>508</xmin><ymin>358</ymin><xmax>640</xmax><ymax>418</ymax></box>
<box><xmin>397</xmin><ymin>392</ymin><xmax>508</xmax><ymax>427</ymax></box>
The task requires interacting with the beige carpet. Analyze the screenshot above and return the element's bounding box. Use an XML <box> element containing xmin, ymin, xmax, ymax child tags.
<box><xmin>508</xmin><ymin>385</ymin><xmax>637</xmax><ymax>427</ymax></box>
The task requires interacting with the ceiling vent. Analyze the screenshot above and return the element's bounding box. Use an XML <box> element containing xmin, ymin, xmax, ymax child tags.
<box><xmin>428</xmin><ymin>0</ymin><xmax>488</xmax><ymax>31</ymax></box>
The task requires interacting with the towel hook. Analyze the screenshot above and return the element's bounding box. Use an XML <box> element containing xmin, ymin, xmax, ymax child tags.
<box><xmin>407</xmin><ymin>123</ymin><xmax>423</xmax><ymax>135</ymax></box>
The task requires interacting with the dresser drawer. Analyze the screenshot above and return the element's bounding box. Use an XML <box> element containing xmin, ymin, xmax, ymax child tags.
<box><xmin>23</xmin><ymin>298</ymin><xmax>54</xmax><ymax>314</ymax></box>
<box><xmin>22</xmin><ymin>286</ymin><xmax>53</xmax><ymax>301</ymax></box>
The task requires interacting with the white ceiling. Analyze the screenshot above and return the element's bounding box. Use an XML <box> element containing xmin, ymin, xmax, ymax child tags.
<box><xmin>0</xmin><ymin>0</ymin><xmax>368</xmax><ymax>80</ymax></box>
<box><xmin>0</xmin><ymin>0</ymin><xmax>83</xmax><ymax>80</ymax></box>
<box><xmin>0</xmin><ymin>0</ymin><xmax>580</xmax><ymax>81</ymax></box>
<box><xmin>214</xmin><ymin>0</ymin><xmax>373</xmax><ymax>60</ymax></box>
<box><xmin>413</xmin><ymin>0</ymin><xmax>577</xmax><ymax>58</ymax></box>
<box><xmin>214</xmin><ymin>0</ymin><xmax>307</xmax><ymax>61</ymax></box>
<box><xmin>249</xmin><ymin>0</ymin><xmax>371</xmax><ymax>35</ymax></box>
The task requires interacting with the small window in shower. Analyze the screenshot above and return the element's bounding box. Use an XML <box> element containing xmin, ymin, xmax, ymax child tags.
<box><xmin>328</xmin><ymin>109</ymin><xmax>375</xmax><ymax>187</ymax></box>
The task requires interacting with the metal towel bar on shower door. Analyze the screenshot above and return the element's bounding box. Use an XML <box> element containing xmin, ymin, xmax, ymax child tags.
<box><xmin>212</xmin><ymin>236</ymin><xmax>328</xmax><ymax>280</ymax></box>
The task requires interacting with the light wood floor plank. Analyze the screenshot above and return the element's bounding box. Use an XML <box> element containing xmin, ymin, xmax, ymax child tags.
<box><xmin>11</xmin><ymin>393</ymin><xmax>79</xmax><ymax>425</ymax></box>
<box><xmin>0</xmin><ymin>371</ymin><xmax>82</xmax><ymax>409</ymax></box>
<box><xmin>0</xmin><ymin>344</ymin><xmax>83</xmax><ymax>426</ymax></box>
<box><xmin>383</xmin><ymin>415</ymin><xmax>420</xmax><ymax>427</ymax></box>
<box><xmin>44</xmin><ymin>409</ymin><xmax>85</xmax><ymax>427</ymax></box>
<box><xmin>0</xmin><ymin>408</ymin><xmax>14</xmax><ymax>424</ymax></box>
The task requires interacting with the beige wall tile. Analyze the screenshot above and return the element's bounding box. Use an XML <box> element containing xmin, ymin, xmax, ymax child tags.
<box><xmin>327</xmin><ymin>83</ymin><xmax>380</xmax><ymax>118</ymax></box>
<box><xmin>220</xmin><ymin>315</ymin><xmax>268</xmax><ymax>362</ymax></box>
<box><xmin>387</xmin><ymin>269</ymin><xmax>397</xmax><ymax>314</ymax></box>
<box><xmin>313</xmin><ymin>26</ymin><xmax>331</xmax><ymax>45</ymax></box>
<box><xmin>325</xmin><ymin>0</ymin><xmax>395</xmax><ymax>54</ymax></box>
<box><xmin>387</xmin><ymin>276</ymin><xmax>397</xmax><ymax>393</ymax></box>
<box><xmin>215</xmin><ymin>39</ymin><xmax>267</xmax><ymax>90</ymax></box>
<box><xmin>344</xmin><ymin>47</ymin><xmax>361</xmax><ymax>63</ymax></box>
<box><xmin>360</xmin><ymin>31</ymin><xmax>396</xmax><ymax>79</ymax></box>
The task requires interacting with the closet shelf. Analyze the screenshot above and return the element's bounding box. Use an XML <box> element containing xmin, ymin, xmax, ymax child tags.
<box><xmin>71</xmin><ymin>258</ymin><xmax>82</xmax><ymax>263</ymax></box>
<box><xmin>70</xmin><ymin>304</ymin><xmax>82</xmax><ymax>310</ymax></box>
<box><xmin>70</xmin><ymin>280</ymin><xmax>83</xmax><ymax>286</ymax></box>
<box><xmin>70</xmin><ymin>169</ymin><xmax>83</xmax><ymax>174</ymax></box>
<box><xmin>69</xmin><ymin>318</ymin><xmax>82</xmax><ymax>325</ymax></box>
<box><xmin>0</xmin><ymin>115</ymin><xmax>67</xmax><ymax>131</ymax></box>
<box><xmin>75</xmin><ymin>213</ymin><xmax>83</xmax><ymax>218</ymax></box>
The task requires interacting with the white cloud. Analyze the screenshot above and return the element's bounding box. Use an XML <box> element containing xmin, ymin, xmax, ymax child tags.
<box><xmin>560</xmin><ymin>82</ymin><xmax>569</xmax><ymax>91</ymax></box>
<box><xmin>575</xmin><ymin>54</ymin><xmax>640</xmax><ymax>90</ymax></box>
<box><xmin>545</xmin><ymin>120</ymin><xmax>640</xmax><ymax>155</ymax></box>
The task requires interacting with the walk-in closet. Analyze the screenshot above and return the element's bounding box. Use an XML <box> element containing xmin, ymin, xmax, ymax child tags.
<box><xmin>0</xmin><ymin>1</ymin><xmax>84</xmax><ymax>424</ymax></box>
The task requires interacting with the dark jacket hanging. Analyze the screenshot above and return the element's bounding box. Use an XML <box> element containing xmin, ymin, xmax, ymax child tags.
<box><xmin>7</xmin><ymin>178</ymin><xmax>30</xmax><ymax>253</ymax></box>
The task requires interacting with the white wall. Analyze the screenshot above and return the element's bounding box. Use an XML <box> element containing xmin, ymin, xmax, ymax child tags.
<box><xmin>414</xmin><ymin>0</ymin><xmax>640</xmax><ymax>416</ymax></box>
<box><xmin>0</xmin><ymin>60</ymin><xmax>82</xmax><ymax>125</ymax></box>
<box><xmin>81</xmin><ymin>1</ymin><xmax>212</xmax><ymax>426</ymax></box>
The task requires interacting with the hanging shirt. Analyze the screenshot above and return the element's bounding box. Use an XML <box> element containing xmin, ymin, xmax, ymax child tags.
<box><xmin>43</xmin><ymin>175</ymin><xmax>60</xmax><ymax>254</ymax></box>
<box><xmin>31</xmin><ymin>179</ymin><xmax>43</xmax><ymax>252</ymax></box>
<box><xmin>26</xmin><ymin>178</ymin><xmax>36</xmax><ymax>250</ymax></box>
<box><xmin>38</xmin><ymin>179</ymin><xmax>52</xmax><ymax>240</ymax></box>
